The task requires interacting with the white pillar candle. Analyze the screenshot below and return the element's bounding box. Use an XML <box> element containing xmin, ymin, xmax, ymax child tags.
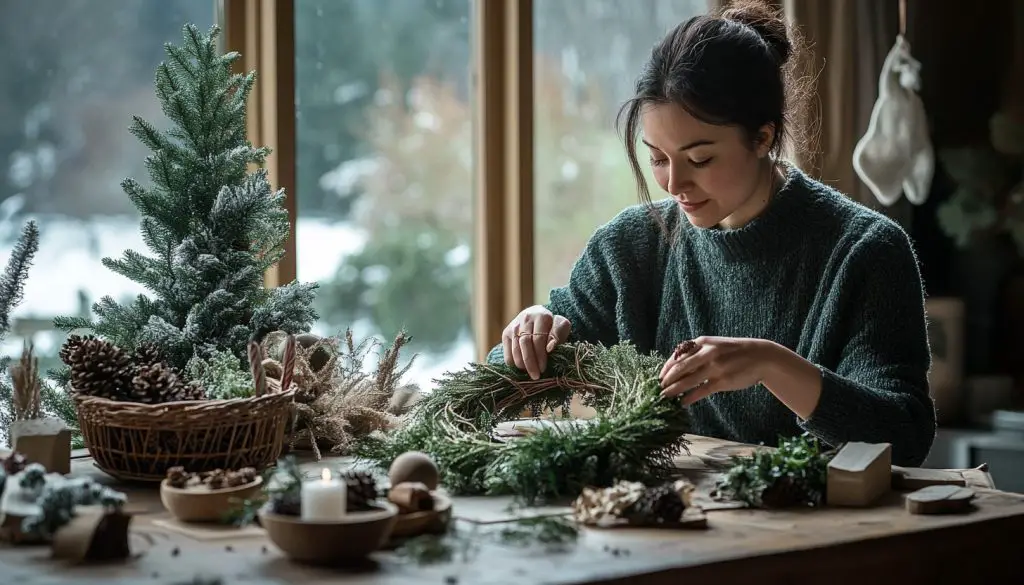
<box><xmin>301</xmin><ymin>468</ymin><xmax>347</xmax><ymax>521</ymax></box>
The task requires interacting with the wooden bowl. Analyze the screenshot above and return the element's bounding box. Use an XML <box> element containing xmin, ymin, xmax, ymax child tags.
<box><xmin>160</xmin><ymin>477</ymin><xmax>263</xmax><ymax>523</ymax></box>
<box><xmin>390</xmin><ymin>492</ymin><xmax>453</xmax><ymax>539</ymax></box>
<box><xmin>259</xmin><ymin>502</ymin><xmax>399</xmax><ymax>564</ymax></box>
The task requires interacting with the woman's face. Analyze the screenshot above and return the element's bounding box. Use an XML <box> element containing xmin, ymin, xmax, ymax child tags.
<box><xmin>640</xmin><ymin>103</ymin><xmax>774</xmax><ymax>230</ymax></box>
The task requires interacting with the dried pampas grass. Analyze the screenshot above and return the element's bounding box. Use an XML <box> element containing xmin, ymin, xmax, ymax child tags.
<box><xmin>11</xmin><ymin>342</ymin><xmax>41</xmax><ymax>421</ymax></box>
<box><xmin>260</xmin><ymin>328</ymin><xmax>421</xmax><ymax>459</ymax></box>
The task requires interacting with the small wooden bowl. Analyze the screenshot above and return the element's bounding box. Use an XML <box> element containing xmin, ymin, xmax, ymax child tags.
<box><xmin>390</xmin><ymin>492</ymin><xmax>453</xmax><ymax>539</ymax></box>
<box><xmin>160</xmin><ymin>477</ymin><xmax>263</xmax><ymax>523</ymax></box>
<box><xmin>259</xmin><ymin>502</ymin><xmax>399</xmax><ymax>564</ymax></box>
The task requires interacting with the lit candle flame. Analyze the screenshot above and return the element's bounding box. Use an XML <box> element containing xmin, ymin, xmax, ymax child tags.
<box><xmin>321</xmin><ymin>468</ymin><xmax>332</xmax><ymax>481</ymax></box>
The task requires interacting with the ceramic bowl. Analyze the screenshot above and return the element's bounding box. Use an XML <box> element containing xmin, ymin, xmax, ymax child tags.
<box><xmin>390</xmin><ymin>492</ymin><xmax>453</xmax><ymax>539</ymax></box>
<box><xmin>160</xmin><ymin>477</ymin><xmax>263</xmax><ymax>523</ymax></box>
<box><xmin>259</xmin><ymin>502</ymin><xmax>399</xmax><ymax>564</ymax></box>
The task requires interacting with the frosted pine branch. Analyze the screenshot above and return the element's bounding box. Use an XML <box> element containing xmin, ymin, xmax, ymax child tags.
<box><xmin>54</xmin><ymin>24</ymin><xmax>318</xmax><ymax>375</ymax></box>
<box><xmin>0</xmin><ymin>220</ymin><xmax>40</xmax><ymax>334</ymax></box>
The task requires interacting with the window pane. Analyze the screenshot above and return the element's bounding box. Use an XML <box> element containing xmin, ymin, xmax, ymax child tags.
<box><xmin>295</xmin><ymin>0</ymin><xmax>474</xmax><ymax>388</ymax></box>
<box><xmin>533</xmin><ymin>0</ymin><xmax>709</xmax><ymax>301</ymax></box>
<box><xmin>0</xmin><ymin>2</ymin><xmax>215</xmax><ymax>381</ymax></box>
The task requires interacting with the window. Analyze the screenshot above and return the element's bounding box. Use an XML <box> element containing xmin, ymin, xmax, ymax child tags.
<box><xmin>0</xmin><ymin>0</ymin><xmax>216</xmax><ymax>373</ymax></box>
<box><xmin>532</xmin><ymin>0</ymin><xmax>709</xmax><ymax>301</ymax></box>
<box><xmin>294</xmin><ymin>0</ymin><xmax>475</xmax><ymax>388</ymax></box>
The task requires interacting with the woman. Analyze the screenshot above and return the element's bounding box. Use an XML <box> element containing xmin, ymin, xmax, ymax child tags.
<box><xmin>489</xmin><ymin>0</ymin><xmax>936</xmax><ymax>466</ymax></box>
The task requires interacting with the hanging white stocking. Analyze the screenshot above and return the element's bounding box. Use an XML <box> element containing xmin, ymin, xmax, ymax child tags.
<box><xmin>853</xmin><ymin>35</ymin><xmax>934</xmax><ymax>206</ymax></box>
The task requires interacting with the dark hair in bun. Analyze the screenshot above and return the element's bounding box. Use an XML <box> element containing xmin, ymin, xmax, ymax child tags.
<box><xmin>617</xmin><ymin>0</ymin><xmax>813</xmax><ymax>206</ymax></box>
<box><xmin>721</xmin><ymin>0</ymin><xmax>793</xmax><ymax>65</ymax></box>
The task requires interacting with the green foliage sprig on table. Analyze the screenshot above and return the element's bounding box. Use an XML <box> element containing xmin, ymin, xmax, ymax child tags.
<box><xmin>21</xmin><ymin>471</ymin><xmax>127</xmax><ymax>539</ymax></box>
<box><xmin>353</xmin><ymin>341</ymin><xmax>691</xmax><ymax>506</ymax></box>
<box><xmin>713</xmin><ymin>433</ymin><xmax>836</xmax><ymax>509</ymax></box>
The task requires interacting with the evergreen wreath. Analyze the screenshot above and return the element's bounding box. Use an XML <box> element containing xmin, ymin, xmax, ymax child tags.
<box><xmin>354</xmin><ymin>341</ymin><xmax>691</xmax><ymax>506</ymax></box>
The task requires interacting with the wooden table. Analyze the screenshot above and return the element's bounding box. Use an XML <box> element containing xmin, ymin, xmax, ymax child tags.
<box><xmin>2</xmin><ymin>435</ymin><xmax>1023</xmax><ymax>585</ymax></box>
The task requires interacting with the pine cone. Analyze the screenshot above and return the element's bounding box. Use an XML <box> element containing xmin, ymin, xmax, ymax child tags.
<box><xmin>223</xmin><ymin>467</ymin><xmax>258</xmax><ymax>488</ymax></box>
<box><xmin>270</xmin><ymin>491</ymin><xmax>301</xmax><ymax>516</ymax></box>
<box><xmin>342</xmin><ymin>470</ymin><xmax>379</xmax><ymax>511</ymax></box>
<box><xmin>622</xmin><ymin>483</ymin><xmax>685</xmax><ymax>526</ymax></box>
<box><xmin>180</xmin><ymin>380</ymin><xmax>208</xmax><ymax>401</ymax></box>
<box><xmin>166</xmin><ymin>466</ymin><xmax>190</xmax><ymax>489</ymax></box>
<box><xmin>2</xmin><ymin>452</ymin><xmax>27</xmax><ymax>475</ymax></box>
<box><xmin>203</xmin><ymin>469</ymin><xmax>228</xmax><ymax>490</ymax></box>
<box><xmin>59</xmin><ymin>334</ymin><xmax>91</xmax><ymax>365</ymax></box>
<box><xmin>131</xmin><ymin>362</ymin><xmax>206</xmax><ymax>404</ymax></box>
<box><xmin>67</xmin><ymin>337</ymin><xmax>136</xmax><ymax>400</ymax></box>
<box><xmin>133</xmin><ymin>343</ymin><xmax>166</xmax><ymax>368</ymax></box>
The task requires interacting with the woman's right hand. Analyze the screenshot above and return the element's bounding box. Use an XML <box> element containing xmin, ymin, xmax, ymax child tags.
<box><xmin>502</xmin><ymin>305</ymin><xmax>572</xmax><ymax>380</ymax></box>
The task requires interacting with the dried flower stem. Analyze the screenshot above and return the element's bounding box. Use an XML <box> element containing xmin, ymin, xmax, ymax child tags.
<box><xmin>11</xmin><ymin>342</ymin><xmax>41</xmax><ymax>420</ymax></box>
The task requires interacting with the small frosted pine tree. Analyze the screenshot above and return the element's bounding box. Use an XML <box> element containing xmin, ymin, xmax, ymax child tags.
<box><xmin>54</xmin><ymin>24</ymin><xmax>318</xmax><ymax>377</ymax></box>
<box><xmin>0</xmin><ymin>220</ymin><xmax>41</xmax><ymax>444</ymax></box>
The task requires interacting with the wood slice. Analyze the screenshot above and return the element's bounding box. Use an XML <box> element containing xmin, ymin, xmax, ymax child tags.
<box><xmin>891</xmin><ymin>466</ymin><xmax>967</xmax><ymax>490</ymax></box>
<box><xmin>905</xmin><ymin>485</ymin><xmax>976</xmax><ymax>515</ymax></box>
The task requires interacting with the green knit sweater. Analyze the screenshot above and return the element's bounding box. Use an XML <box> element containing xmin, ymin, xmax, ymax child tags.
<box><xmin>489</xmin><ymin>165</ymin><xmax>936</xmax><ymax>466</ymax></box>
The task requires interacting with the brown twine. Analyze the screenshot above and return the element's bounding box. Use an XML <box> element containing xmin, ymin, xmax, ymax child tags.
<box><xmin>493</xmin><ymin>376</ymin><xmax>608</xmax><ymax>413</ymax></box>
<box><xmin>898</xmin><ymin>0</ymin><xmax>907</xmax><ymax>37</ymax></box>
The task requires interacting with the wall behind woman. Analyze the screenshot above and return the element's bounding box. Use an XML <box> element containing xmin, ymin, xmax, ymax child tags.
<box><xmin>713</xmin><ymin>1</ymin><xmax>1019</xmax><ymax>385</ymax></box>
<box><xmin>903</xmin><ymin>0</ymin><xmax>1018</xmax><ymax>384</ymax></box>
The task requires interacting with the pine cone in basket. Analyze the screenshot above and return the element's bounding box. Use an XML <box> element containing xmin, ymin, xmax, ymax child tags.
<box><xmin>64</xmin><ymin>336</ymin><xmax>137</xmax><ymax>401</ymax></box>
<box><xmin>132</xmin><ymin>342</ymin><xmax>166</xmax><ymax>368</ymax></box>
<box><xmin>131</xmin><ymin>362</ymin><xmax>207</xmax><ymax>404</ymax></box>
<box><xmin>59</xmin><ymin>334</ymin><xmax>90</xmax><ymax>365</ymax></box>
<box><xmin>342</xmin><ymin>470</ymin><xmax>379</xmax><ymax>511</ymax></box>
<box><xmin>622</xmin><ymin>483</ymin><xmax>686</xmax><ymax>526</ymax></box>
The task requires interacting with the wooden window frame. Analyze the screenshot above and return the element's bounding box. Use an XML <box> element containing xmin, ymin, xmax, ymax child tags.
<box><xmin>222</xmin><ymin>0</ymin><xmax>297</xmax><ymax>289</ymax></box>
<box><xmin>222</xmin><ymin>0</ymin><xmax>535</xmax><ymax>362</ymax></box>
<box><xmin>472</xmin><ymin>0</ymin><xmax>535</xmax><ymax>361</ymax></box>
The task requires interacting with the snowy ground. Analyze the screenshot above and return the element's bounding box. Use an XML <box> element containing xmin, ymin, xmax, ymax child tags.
<box><xmin>0</xmin><ymin>213</ymin><xmax>475</xmax><ymax>390</ymax></box>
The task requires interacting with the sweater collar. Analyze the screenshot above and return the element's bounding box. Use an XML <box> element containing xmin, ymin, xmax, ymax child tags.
<box><xmin>682</xmin><ymin>163</ymin><xmax>811</xmax><ymax>263</ymax></box>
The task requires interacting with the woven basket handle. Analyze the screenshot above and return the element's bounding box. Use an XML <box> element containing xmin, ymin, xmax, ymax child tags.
<box><xmin>248</xmin><ymin>340</ymin><xmax>267</xmax><ymax>397</ymax></box>
<box><xmin>280</xmin><ymin>334</ymin><xmax>297</xmax><ymax>393</ymax></box>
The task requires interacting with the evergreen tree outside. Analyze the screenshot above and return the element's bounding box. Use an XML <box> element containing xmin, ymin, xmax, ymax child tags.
<box><xmin>54</xmin><ymin>25</ymin><xmax>318</xmax><ymax>379</ymax></box>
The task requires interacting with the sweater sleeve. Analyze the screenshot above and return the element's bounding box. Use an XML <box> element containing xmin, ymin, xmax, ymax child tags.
<box><xmin>798</xmin><ymin>221</ymin><xmax>936</xmax><ymax>467</ymax></box>
<box><xmin>485</xmin><ymin>205</ymin><xmax>658</xmax><ymax>365</ymax></box>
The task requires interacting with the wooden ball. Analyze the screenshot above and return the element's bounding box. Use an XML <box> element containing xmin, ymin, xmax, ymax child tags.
<box><xmin>388</xmin><ymin>451</ymin><xmax>439</xmax><ymax>491</ymax></box>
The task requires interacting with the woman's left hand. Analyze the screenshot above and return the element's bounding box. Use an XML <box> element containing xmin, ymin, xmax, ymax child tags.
<box><xmin>659</xmin><ymin>336</ymin><xmax>776</xmax><ymax>406</ymax></box>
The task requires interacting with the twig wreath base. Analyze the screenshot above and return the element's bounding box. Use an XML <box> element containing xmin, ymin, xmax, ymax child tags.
<box><xmin>354</xmin><ymin>342</ymin><xmax>692</xmax><ymax>506</ymax></box>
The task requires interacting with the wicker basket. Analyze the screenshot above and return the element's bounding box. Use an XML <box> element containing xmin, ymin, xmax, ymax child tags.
<box><xmin>75</xmin><ymin>390</ymin><xmax>295</xmax><ymax>482</ymax></box>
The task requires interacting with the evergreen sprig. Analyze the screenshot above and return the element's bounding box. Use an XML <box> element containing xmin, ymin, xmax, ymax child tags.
<box><xmin>354</xmin><ymin>342</ymin><xmax>691</xmax><ymax>505</ymax></box>
<box><xmin>0</xmin><ymin>220</ymin><xmax>40</xmax><ymax>444</ymax></box>
<box><xmin>0</xmin><ymin>220</ymin><xmax>40</xmax><ymax>333</ymax></box>
<box><xmin>713</xmin><ymin>433</ymin><xmax>835</xmax><ymax>508</ymax></box>
<box><xmin>52</xmin><ymin>23</ymin><xmax>318</xmax><ymax>377</ymax></box>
